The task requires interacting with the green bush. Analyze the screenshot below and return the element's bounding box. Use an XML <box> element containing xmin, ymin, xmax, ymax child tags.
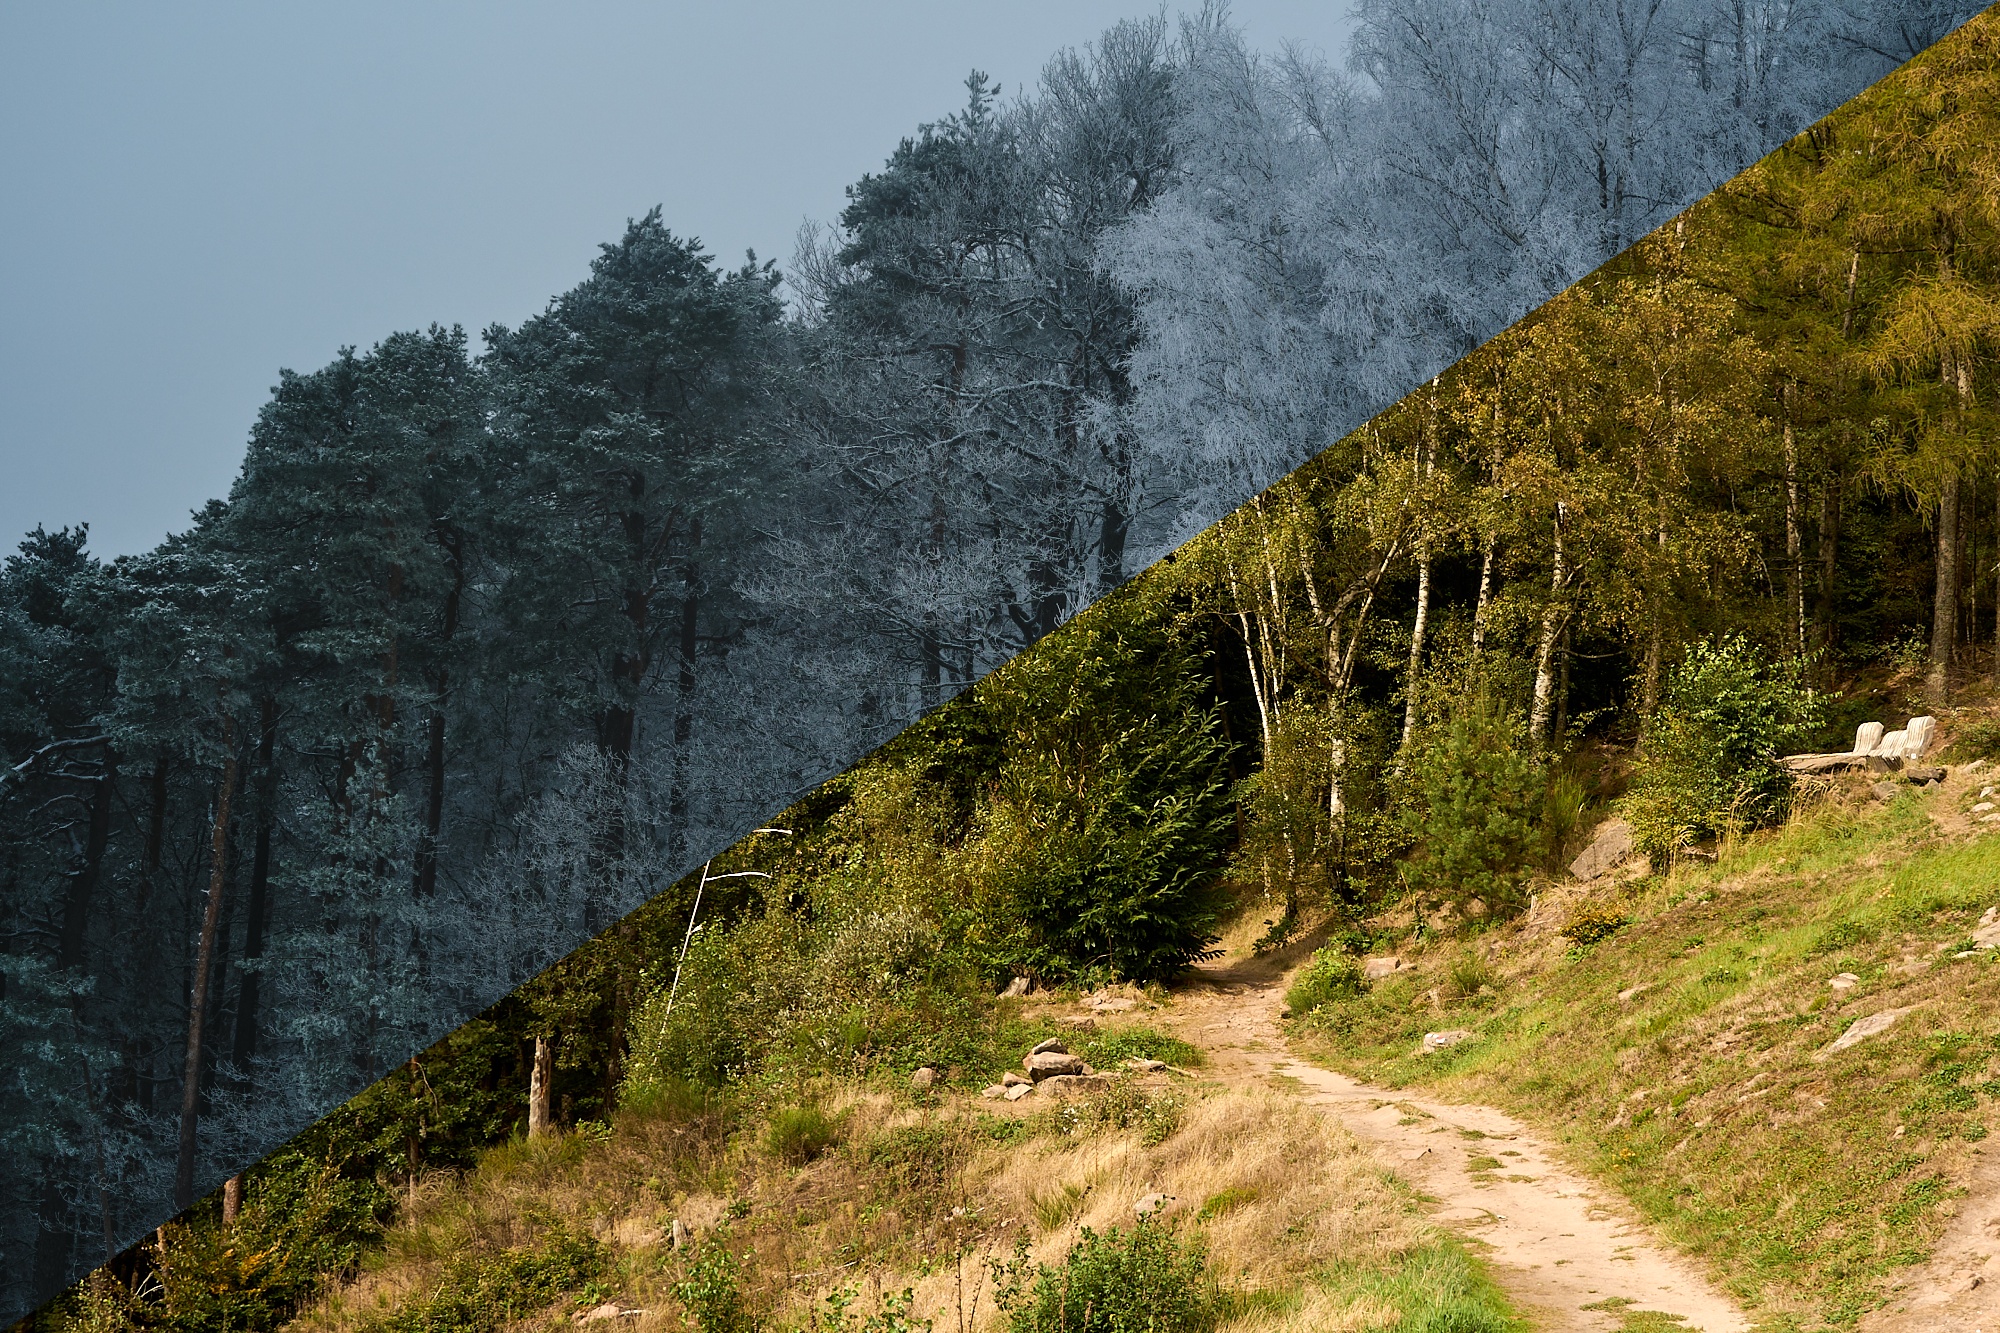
<box><xmin>1623</xmin><ymin>634</ymin><xmax>1821</xmax><ymax>863</ymax></box>
<box><xmin>766</xmin><ymin>1105</ymin><xmax>840</xmax><ymax>1165</ymax></box>
<box><xmin>1396</xmin><ymin>694</ymin><xmax>1549</xmax><ymax>920</ymax></box>
<box><xmin>1560</xmin><ymin>907</ymin><xmax>1629</xmax><ymax>950</ymax></box>
<box><xmin>989</xmin><ymin>1221</ymin><xmax>1218</xmax><ymax>1333</ymax></box>
<box><xmin>970</xmin><ymin>592</ymin><xmax>1235</xmax><ymax>983</ymax></box>
<box><xmin>673</xmin><ymin>1236</ymin><xmax>756</xmax><ymax>1333</ymax></box>
<box><xmin>1285</xmin><ymin>949</ymin><xmax>1365</xmax><ymax>1017</ymax></box>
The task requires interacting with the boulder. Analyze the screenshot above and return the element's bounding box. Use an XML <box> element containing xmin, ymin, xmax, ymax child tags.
<box><xmin>980</xmin><ymin>1085</ymin><xmax>1007</xmax><ymax>1100</ymax></box>
<box><xmin>1827</xmin><ymin>973</ymin><xmax>1860</xmax><ymax>991</ymax></box>
<box><xmin>1871</xmin><ymin>781</ymin><xmax>1900</xmax><ymax>803</ymax></box>
<box><xmin>1422</xmin><ymin>1029</ymin><xmax>1475</xmax><ymax>1052</ymax></box>
<box><xmin>1025</xmin><ymin>1050</ymin><xmax>1085</xmax><ymax>1081</ymax></box>
<box><xmin>1822</xmin><ymin>1007</ymin><xmax>1911</xmax><ymax>1056</ymax></box>
<box><xmin>910</xmin><ymin>1066</ymin><xmax>940</xmax><ymax>1091</ymax></box>
<box><xmin>1037</xmin><ymin>1072</ymin><xmax>1115</xmax><ymax>1096</ymax></box>
<box><xmin>1362</xmin><ymin>956</ymin><xmax>1405</xmax><ymax>980</ymax></box>
<box><xmin>1004</xmin><ymin>1082</ymin><xmax>1035</xmax><ymax>1102</ymax></box>
<box><xmin>1001</xmin><ymin>1071</ymin><xmax>1028</xmax><ymax>1087</ymax></box>
<box><xmin>1974</xmin><ymin>802</ymin><xmax>1996</xmax><ymax>815</ymax></box>
<box><xmin>1973</xmin><ymin>907</ymin><xmax>2000</xmax><ymax>950</ymax></box>
<box><xmin>1907</xmin><ymin>765</ymin><xmax>1945</xmax><ymax>786</ymax></box>
<box><xmin>1029</xmin><ymin>1037</ymin><xmax>1069</xmax><ymax>1056</ymax></box>
<box><xmin>1569</xmin><ymin>817</ymin><xmax>1636</xmax><ymax>882</ymax></box>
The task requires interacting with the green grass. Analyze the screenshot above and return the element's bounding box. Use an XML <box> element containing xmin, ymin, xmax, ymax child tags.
<box><xmin>1291</xmin><ymin>788</ymin><xmax>2000</xmax><ymax>1326</ymax></box>
<box><xmin>1311</xmin><ymin>1242</ymin><xmax>1525</xmax><ymax>1332</ymax></box>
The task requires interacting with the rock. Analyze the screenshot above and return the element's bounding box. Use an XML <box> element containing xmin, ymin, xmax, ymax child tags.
<box><xmin>579</xmin><ymin>1304</ymin><xmax>647</xmax><ymax>1323</ymax></box>
<box><xmin>1134</xmin><ymin>1191</ymin><xmax>1174</xmax><ymax>1217</ymax></box>
<box><xmin>1000</xmin><ymin>976</ymin><xmax>1033</xmax><ymax>998</ymax></box>
<box><xmin>1362</xmin><ymin>956</ymin><xmax>1405</xmax><ymax>980</ymax></box>
<box><xmin>1974</xmin><ymin>802</ymin><xmax>1995</xmax><ymax>814</ymax></box>
<box><xmin>1973</xmin><ymin>907</ymin><xmax>2000</xmax><ymax>950</ymax></box>
<box><xmin>910</xmin><ymin>1066</ymin><xmax>940</xmax><ymax>1091</ymax></box>
<box><xmin>1871</xmin><ymin>781</ymin><xmax>1901</xmax><ymax>803</ymax></box>
<box><xmin>1828</xmin><ymin>973</ymin><xmax>1860</xmax><ymax>991</ymax></box>
<box><xmin>1983</xmin><ymin>785</ymin><xmax>1997</xmax><ymax>797</ymax></box>
<box><xmin>1823</xmin><ymin>1007</ymin><xmax>1911</xmax><ymax>1056</ymax></box>
<box><xmin>1907</xmin><ymin>765</ymin><xmax>1945</xmax><ymax>786</ymax></box>
<box><xmin>1004</xmin><ymin>1082</ymin><xmax>1035</xmax><ymax>1102</ymax></box>
<box><xmin>1001</xmin><ymin>1071</ymin><xmax>1028</xmax><ymax>1087</ymax></box>
<box><xmin>1029</xmin><ymin>1037</ymin><xmax>1069</xmax><ymax>1056</ymax></box>
<box><xmin>1569</xmin><ymin>817</ymin><xmax>1636</xmax><ymax>881</ymax></box>
<box><xmin>981</xmin><ymin>1084</ymin><xmax>1007</xmax><ymax>1100</ymax></box>
<box><xmin>1784</xmin><ymin>752</ymin><xmax>1868</xmax><ymax>775</ymax></box>
<box><xmin>1126</xmin><ymin>1058</ymin><xmax>1167</xmax><ymax>1073</ymax></box>
<box><xmin>1037</xmin><ymin>1072</ymin><xmax>1115</xmax><ymax>1096</ymax></box>
<box><xmin>1423</xmin><ymin>1029</ymin><xmax>1476</xmax><ymax>1052</ymax></box>
<box><xmin>1055</xmin><ymin>1016</ymin><xmax>1098</xmax><ymax>1033</ymax></box>
<box><xmin>671</xmin><ymin>1218</ymin><xmax>689</xmax><ymax>1250</ymax></box>
<box><xmin>1616</xmin><ymin>983</ymin><xmax>1655</xmax><ymax>1003</ymax></box>
<box><xmin>1025</xmin><ymin>1050</ymin><xmax>1086</xmax><ymax>1081</ymax></box>
<box><xmin>1985</xmin><ymin>814</ymin><xmax>2000</xmax><ymax>824</ymax></box>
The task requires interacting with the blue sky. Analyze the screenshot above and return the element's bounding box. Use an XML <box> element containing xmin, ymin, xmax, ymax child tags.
<box><xmin>0</xmin><ymin>3</ymin><xmax>1358</xmax><ymax>559</ymax></box>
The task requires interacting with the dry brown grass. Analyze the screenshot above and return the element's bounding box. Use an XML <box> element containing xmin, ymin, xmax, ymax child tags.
<box><xmin>288</xmin><ymin>1072</ymin><xmax>1490</xmax><ymax>1333</ymax></box>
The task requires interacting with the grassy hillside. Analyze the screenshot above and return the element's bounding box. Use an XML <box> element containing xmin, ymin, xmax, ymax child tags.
<box><xmin>1287</xmin><ymin>760</ymin><xmax>2000</xmax><ymax>1328</ymax></box>
<box><xmin>256</xmin><ymin>1012</ymin><xmax>1519</xmax><ymax>1333</ymax></box>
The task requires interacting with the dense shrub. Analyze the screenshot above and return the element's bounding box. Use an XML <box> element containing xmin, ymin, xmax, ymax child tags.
<box><xmin>1560</xmin><ymin>907</ymin><xmax>1629</xmax><ymax>950</ymax></box>
<box><xmin>1623</xmin><ymin>634</ymin><xmax>1821</xmax><ymax>863</ymax></box>
<box><xmin>673</xmin><ymin>1236</ymin><xmax>756</xmax><ymax>1333</ymax></box>
<box><xmin>970</xmin><ymin>598</ymin><xmax>1236</xmax><ymax>982</ymax></box>
<box><xmin>766</xmin><ymin>1106</ymin><xmax>840</xmax><ymax>1165</ymax></box>
<box><xmin>1284</xmin><ymin>948</ymin><xmax>1365</xmax><ymax>1017</ymax></box>
<box><xmin>990</xmin><ymin>1221</ymin><xmax>1218</xmax><ymax>1333</ymax></box>
<box><xmin>1396</xmin><ymin>694</ymin><xmax>1549</xmax><ymax>920</ymax></box>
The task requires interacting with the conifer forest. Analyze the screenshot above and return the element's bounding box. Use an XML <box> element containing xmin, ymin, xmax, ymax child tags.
<box><xmin>4</xmin><ymin>0</ymin><xmax>1998</xmax><ymax>1320</ymax></box>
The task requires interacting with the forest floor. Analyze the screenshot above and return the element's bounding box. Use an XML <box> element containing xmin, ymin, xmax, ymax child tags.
<box><xmin>1152</xmin><ymin>945</ymin><xmax>1750</xmax><ymax>1333</ymax></box>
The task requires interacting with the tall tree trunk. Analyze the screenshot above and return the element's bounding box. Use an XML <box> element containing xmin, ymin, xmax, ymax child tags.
<box><xmin>58</xmin><ymin>746</ymin><xmax>116</xmax><ymax>970</ymax></box>
<box><xmin>415</xmin><ymin>528</ymin><xmax>461</xmax><ymax>905</ymax></box>
<box><xmin>1930</xmin><ymin>469</ymin><xmax>1961</xmax><ymax>709</ymax></box>
<box><xmin>1782</xmin><ymin>385</ymin><xmax>1804</xmax><ymax>659</ymax></box>
<box><xmin>668</xmin><ymin>518</ymin><xmax>702</xmax><ymax>865</ymax></box>
<box><xmin>1817</xmin><ymin>473</ymin><xmax>1841</xmax><ymax>665</ymax></box>
<box><xmin>1470</xmin><ymin>535</ymin><xmax>1497</xmax><ymax>662</ymax></box>
<box><xmin>176</xmin><ymin>715</ymin><xmax>239</xmax><ymax>1210</ymax></box>
<box><xmin>233</xmin><ymin>696</ymin><xmax>278</xmax><ymax>1070</ymax></box>
<box><xmin>1530</xmin><ymin>505</ymin><xmax>1569</xmax><ymax>746</ymax></box>
<box><xmin>1400</xmin><ymin>551</ymin><xmax>1432</xmax><ymax>751</ymax></box>
<box><xmin>527</xmin><ymin>1036</ymin><xmax>554</xmax><ymax>1139</ymax></box>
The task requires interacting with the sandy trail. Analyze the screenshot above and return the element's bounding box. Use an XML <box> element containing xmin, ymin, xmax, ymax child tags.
<box><xmin>1856</xmin><ymin>1137</ymin><xmax>2000</xmax><ymax>1331</ymax></box>
<box><xmin>1156</xmin><ymin>957</ymin><xmax>1751</xmax><ymax>1333</ymax></box>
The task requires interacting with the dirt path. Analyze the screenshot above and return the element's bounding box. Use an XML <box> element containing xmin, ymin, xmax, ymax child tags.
<box><xmin>1156</xmin><ymin>956</ymin><xmax>1751</xmax><ymax>1333</ymax></box>
<box><xmin>1857</xmin><ymin>1138</ymin><xmax>2000</xmax><ymax>1331</ymax></box>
